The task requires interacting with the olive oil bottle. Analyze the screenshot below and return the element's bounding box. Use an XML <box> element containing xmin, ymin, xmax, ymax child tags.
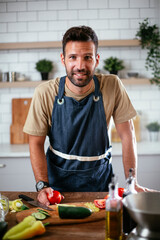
<box><xmin>123</xmin><ymin>168</ymin><xmax>137</xmax><ymax>235</ymax></box>
<box><xmin>105</xmin><ymin>174</ymin><xmax>123</xmax><ymax>240</ymax></box>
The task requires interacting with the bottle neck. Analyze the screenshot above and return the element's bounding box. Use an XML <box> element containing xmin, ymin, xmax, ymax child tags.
<box><xmin>109</xmin><ymin>184</ymin><xmax>119</xmax><ymax>199</ymax></box>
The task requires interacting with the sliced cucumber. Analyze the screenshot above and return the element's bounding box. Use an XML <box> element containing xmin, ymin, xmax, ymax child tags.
<box><xmin>58</xmin><ymin>206</ymin><xmax>92</xmax><ymax>219</ymax></box>
<box><xmin>37</xmin><ymin>209</ymin><xmax>51</xmax><ymax>217</ymax></box>
<box><xmin>31</xmin><ymin>212</ymin><xmax>46</xmax><ymax>220</ymax></box>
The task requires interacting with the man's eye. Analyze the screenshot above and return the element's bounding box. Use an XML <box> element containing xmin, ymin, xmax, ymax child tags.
<box><xmin>70</xmin><ymin>56</ymin><xmax>76</xmax><ymax>60</ymax></box>
<box><xmin>85</xmin><ymin>56</ymin><xmax>92</xmax><ymax>60</ymax></box>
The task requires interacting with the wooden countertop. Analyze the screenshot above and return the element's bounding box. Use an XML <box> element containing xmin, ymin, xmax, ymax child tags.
<box><xmin>2</xmin><ymin>191</ymin><xmax>110</xmax><ymax>240</ymax></box>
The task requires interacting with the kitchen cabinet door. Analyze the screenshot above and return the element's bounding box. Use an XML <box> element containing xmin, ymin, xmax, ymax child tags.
<box><xmin>0</xmin><ymin>157</ymin><xmax>35</xmax><ymax>191</ymax></box>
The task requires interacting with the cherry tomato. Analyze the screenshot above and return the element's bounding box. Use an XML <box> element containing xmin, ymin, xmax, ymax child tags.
<box><xmin>94</xmin><ymin>199</ymin><xmax>106</xmax><ymax>209</ymax></box>
<box><xmin>47</xmin><ymin>190</ymin><xmax>64</xmax><ymax>205</ymax></box>
<box><xmin>104</xmin><ymin>194</ymin><xmax>109</xmax><ymax>199</ymax></box>
<box><xmin>118</xmin><ymin>188</ymin><xmax>125</xmax><ymax>198</ymax></box>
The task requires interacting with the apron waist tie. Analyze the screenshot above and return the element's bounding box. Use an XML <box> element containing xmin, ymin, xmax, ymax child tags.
<box><xmin>49</xmin><ymin>145</ymin><xmax>112</xmax><ymax>163</ymax></box>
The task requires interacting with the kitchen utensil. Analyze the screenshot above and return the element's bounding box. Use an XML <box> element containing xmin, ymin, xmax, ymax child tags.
<box><xmin>19</xmin><ymin>194</ymin><xmax>54</xmax><ymax>211</ymax></box>
<box><xmin>123</xmin><ymin>192</ymin><xmax>160</xmax><ymax>239</ymax></box>
<box><xmin>16</xmin><ymin>202</ymin><xmax>105</xmax><ymax>225</ymax></box>
<box><xmin>0</xmin><ymin>194</ymin><xmax>9</xmax><ymax>221</ymax></box>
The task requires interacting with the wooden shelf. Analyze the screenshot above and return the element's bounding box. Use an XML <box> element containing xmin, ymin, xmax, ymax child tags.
<box><xmin>0</xmin><ymin>39</ymin><xmax>140</xmax><ymax>50</ymax></box>
<box><xmin>0</xmin><ymin>78</ymin><xmax>150</xmax><ymax>88</ymax></box>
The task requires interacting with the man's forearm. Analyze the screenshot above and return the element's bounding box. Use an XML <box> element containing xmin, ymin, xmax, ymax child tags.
<box><xmin>29</xmin><ymin>135</ymin><xmax>48</xmax><ymax>183</ymax></box>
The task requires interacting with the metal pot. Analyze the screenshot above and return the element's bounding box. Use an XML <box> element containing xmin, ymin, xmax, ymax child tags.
<box><xmin>123</xmin><ymin>192</ymin><xmax>160</xmax><ymax>239</ymax></box>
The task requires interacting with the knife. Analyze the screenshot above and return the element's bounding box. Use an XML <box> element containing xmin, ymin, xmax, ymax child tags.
<box><xmin>19</xmin><ymin>194</ymin><xmax>54</xmax><ymax>211</ymax></box>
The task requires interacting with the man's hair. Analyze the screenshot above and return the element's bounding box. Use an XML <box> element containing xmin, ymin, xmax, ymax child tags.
<box><xmin>62</xmin><ymin>26</ymin><xmax>98</xmax><ymax>56</ymax></box>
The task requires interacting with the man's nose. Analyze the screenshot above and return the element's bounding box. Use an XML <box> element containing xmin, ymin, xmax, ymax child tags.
<box><xmin>76</xmin><ymin>58</ymin><xmax>85</xmax><ymax>70</ymax></box>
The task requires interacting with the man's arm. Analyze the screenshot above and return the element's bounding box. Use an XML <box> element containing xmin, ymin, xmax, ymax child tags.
<box><xmin>115</xmin><ymin>119</ymin><xmax>151</xmax><ymax>192</ymax></box>
<box><xmin>29</xmin><ymin>135</ymin><xmax>53</xmax><ymax>205</ymax></box>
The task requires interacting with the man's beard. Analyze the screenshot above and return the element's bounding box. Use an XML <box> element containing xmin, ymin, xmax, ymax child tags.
<box><xmin>66</xmin><ymin>69</ymin><xmax>94</xmax><ymax>87</ymax></box>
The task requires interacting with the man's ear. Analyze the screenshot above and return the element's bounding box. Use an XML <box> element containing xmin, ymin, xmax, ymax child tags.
<box><xmin>95</xmin><ymin>53</ymin><xmax>100</xmax><ymax>68</ymax></box>
<box><xmin>60</xmin><ymin>53</ymin><xmax>65</xmax><ymax>65</ymax></box>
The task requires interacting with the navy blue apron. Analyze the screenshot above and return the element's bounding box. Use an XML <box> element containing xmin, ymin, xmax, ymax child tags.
<box><xmin>46</xmin><ymin>75</ymin><xmax>113</xmax><ymax>192</ymax></box>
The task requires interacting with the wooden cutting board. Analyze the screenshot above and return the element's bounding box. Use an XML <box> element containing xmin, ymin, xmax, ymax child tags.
<box><xmin>10</xmin><ymin>98</ymin><xmax>32</xmax><ymax>144</ymax></box>
<box><xmin>16</xmin><ymin>202</ymin><xmax>105</xmax><ymax>225</ymax></box>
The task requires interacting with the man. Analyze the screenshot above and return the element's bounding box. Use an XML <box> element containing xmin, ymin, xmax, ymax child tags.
<box><xmin>24</xmin><ymin>26</ymin><xmax>149</xmax><ymax>206</ymax></box>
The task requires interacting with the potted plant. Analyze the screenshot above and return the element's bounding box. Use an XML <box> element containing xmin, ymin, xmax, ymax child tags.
<box><xmin>136</xmin><ymin>18</ymin><xmax>160</xmax><ymax>87</ymax></box>
<box><xmin>146</xmin><ymin>121</ymin><xmax>160</xmax><ymax>141</ymax></box>
<box><xmin>35</xmin><ymin>59</ymin><xmax>53</xmax><ymax>80</ymax></box>
<box><xmin>103</xmin><ymin>57</ymin><xmax>125</xmax><ymax>75</ymax></box>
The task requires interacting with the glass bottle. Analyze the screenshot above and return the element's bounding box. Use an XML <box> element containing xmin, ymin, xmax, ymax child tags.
<box><xmin>105</xmin><ymin>174</ymin><xmax>123</xmax><ymax>240</ymax></box>
<box><xmin>123</xmin><ymin>168</ymin><xmax>137</xmax><ymax>235</ymax></box>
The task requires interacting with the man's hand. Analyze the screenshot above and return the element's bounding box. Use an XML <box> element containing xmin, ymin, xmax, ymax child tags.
<box><xmin>135</xmin><ymin>183</ymin><xmax>158</xmax><ymax>192</ymax></box>
<box><xmin>37</xmin><ymin>187</ymin><xmax>54</xmax><ymax>206</ymax></box>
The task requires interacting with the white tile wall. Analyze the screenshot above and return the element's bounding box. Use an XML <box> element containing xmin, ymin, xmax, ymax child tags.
<box><xmin>0</xmin><ymin>0</ymin><xmax>160</xmax><ymax>144</ymax></box>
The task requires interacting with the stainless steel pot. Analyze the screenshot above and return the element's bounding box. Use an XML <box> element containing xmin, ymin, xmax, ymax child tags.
<box><xmin>123</xmin><ymin>192</ymin><xmax>160</xmax><ymax>239</ymax></box>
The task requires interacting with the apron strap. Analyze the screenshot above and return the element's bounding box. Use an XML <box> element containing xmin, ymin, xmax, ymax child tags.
<box><xmin>58</xmin><ymin>75</ymin><xmax>100</xmax><ymax>101</ymax></box>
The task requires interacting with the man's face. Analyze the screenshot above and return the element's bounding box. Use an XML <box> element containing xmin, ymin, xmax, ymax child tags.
<box><xmin>61</xmin><ymin>41</ymin><xmax>99</xmax><ymax>88</ymax></box>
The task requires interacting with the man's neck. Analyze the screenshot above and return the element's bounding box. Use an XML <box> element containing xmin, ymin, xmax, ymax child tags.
<box><xmin>65</xmin><ymin>77</ymin><xmax>94</xmax><ymax>95</ymax></box>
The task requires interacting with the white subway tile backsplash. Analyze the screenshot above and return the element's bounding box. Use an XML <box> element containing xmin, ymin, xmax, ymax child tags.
<box><xmin>27</xmin><ymin>1</ymin><xmax>47</xmax><ymax>11</ymax></box>
<box><xmin>130</xmin><ymin>0</ymin><xmax>149</xmax><ymax>8</ymax></box>
<box><xmin>68</xmin><ymin>0</ymin><xmax>88</xmax><ymax>9</ymax></box>
<box><xmin>88</xmin><ymin>0</ymin><xmax>108</xmax><ymax>9</ymax></box>
<box><xmin>109</xmin><ymin>0</ymin><xmax>129</xmax><ymax>8</ymax></box>
<box><xmin>0</xmin><ymin>13</ymin><xmax>16</xmax><ymax>22</ymax></box>
<box><xmin>0</xmin><ymin>3</ymin><xmax>6</xmax><ymax>12</ymax></box>
<box><xmin>17</xmin><ymin>12</ymin><xmax>37</xmax><ymax>22</ymax></box>
<box><xmin>0</xmin><ymin>53</ymin><xmax>18</xmax><ymax>63</ymax></box>
<box><xmin>48</xmin><ymin>21</ymin><xmax>68</xmax><ymax>31</ymax></box>
<box><xmin>7</xmin><ymin>2</ymin><xmax>26</xmax><ymax>12</ymax></box>
<box><xmin>109</xmin><ymin>19</ymin><xmax>129</xmax><ymax>29</ymax></box>
<box><xmin>99</xmin><ymin>9</ymin><xmax>119</xmax><ymax>19</ymax></box>
<box><xmin>140</xmin><ymin>8</ymin><xmax>156</xmax><ymax>18</ymax></box>
<box><xmin>78</xmin><ymin>10</ymin><xmax>98</xmax><ymax>20</ymax></box>
<box><xmin>0</xmin><ymin>23</ymin><xmax>7</xmax><ymax>32</ymax></box>
<box><xmin>38</xmin><ymin>11</ymin><xmax>57</xmax><ymax>21</ymax></box>
<box><xmin>38</xmin><ymin>31</ymin><xmax>59</xmax><ymax>41</ymax></box>
<box><xmin>58</xmin><ymin>10</ymin><xmax>78</xmax><ymax>20</ymax></box>
<box><xmin>18</xmin><ymin>32</ymin><xmax>38</xmax><ymax>42</ymax></box>
<box><xmin>28</xmin><ymin>21</ymin><xmax>47</xmax><ymax>32</ymax></box>
<box><xmin>48</xmin><ymin>1</ymin><xmax>67</xmax><ymax>10</ymax></box>
<box><xmin>8</xmin><ymin>22</ymin><xmax>27</xmax><ymax>32</ymax></box>
<box><xmin>0</xmin><ymin>33</ymin><xmax>17</xmax><ymax>43</ymax></box>
<box><xmin>120</xmin><ymin>9</ymin><xmax>139</xmax><ymax>18</ymax></box>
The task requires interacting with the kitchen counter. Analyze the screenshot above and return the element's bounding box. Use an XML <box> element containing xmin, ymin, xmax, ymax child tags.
<box><xmin>0</xmin><ymin>141</ymin><xmax>160</xmax><ymax>158</ymax></box>
<box><xmin>0</xmin><ymin>191</ymin><xmax>127</xmax><ymax>240</ymax></box>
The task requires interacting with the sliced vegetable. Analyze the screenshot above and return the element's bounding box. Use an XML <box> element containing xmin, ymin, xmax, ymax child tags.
<box><xmin>84</xmin><ymin>202</ymin><xmax>99</xmax><ymax>212</ymax></box>
<box><xmin>47</xmin><ymin>190</ymin><xmax>64</xmax><ymax>205</ymax></box>
<box><xmin>58</xmin><ymin>206</ymin><xmax>92</xmax><ymax>219</ymax></box>
<box><xmin>2</xmin><ymin>216</ymin><xmax>45</xmax><ymax>240</ymax></box>
<box><xmin>37</xmin><ymin>209</ymin><xmax>51</xmax><ymax>217</ymax></box>
<box><xmin>10</xmin><ymin>199</ymin><xmax>23</xmax><ymax>212</ymax></box>
<box><xmin>104</xmin><ymin>194</ymin><xmax>109</xmax><ymax>199</ymax></box>
<box><xmin>94</xmin><ymin>199</ymin><xmax>106</xmax><ymax>209</ymax></box>
<box><xmin>21</xmin><ymin>204</ymin><xmax>29</xmax><ymax>210</ymax></box>
<box><xmin>31</xmin><ymin>212</ymin><xmax>46</xmax><ymax>220</ymax></box>
<box><xmin>118</xmin><ymin>188</ymin><xmax>125</xmax><ymax>198</ymax></box>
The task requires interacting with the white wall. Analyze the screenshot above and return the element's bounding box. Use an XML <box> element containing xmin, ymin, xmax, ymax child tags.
<box><xmin>0</xmin><ymin>0</ymin><xmax>160</xmax><ymax>144</ymax></box>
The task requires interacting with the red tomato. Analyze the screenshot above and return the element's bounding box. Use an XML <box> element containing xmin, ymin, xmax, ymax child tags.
<box><xmin>47</xmin><ymin>190</ymin><xmax>64</xmax><ymax>205</ymax></box>
<box><xmin>118</xmin><ymin>188</ymin><xmax>125</xmax><ymax>198</ymax></box>
<box><xmin>94</xmin><ymin>199</ymin><xmax>106</xmax><ymax>209</ymax></box>
<box><xmin>104</xmin><ymin>194</ymin><xmax>109</xmax><ymax>199</ymax></box>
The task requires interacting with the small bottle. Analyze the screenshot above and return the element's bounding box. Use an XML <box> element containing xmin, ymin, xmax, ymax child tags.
<box><xmin>105</xmin><ymin>174</ymin><xmax>123</xmax><ymax>240</ymax></box>
<box><xmin>123</xmin><ymin>168</ymin><xmax>137</xmax><ymax>235</ymax></box>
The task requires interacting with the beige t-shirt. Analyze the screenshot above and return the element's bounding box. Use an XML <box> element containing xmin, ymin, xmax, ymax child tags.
<box><xmin>23</xmin><ymin>74</ymin><xmax>137</xmax><ymax>136</ymax></box>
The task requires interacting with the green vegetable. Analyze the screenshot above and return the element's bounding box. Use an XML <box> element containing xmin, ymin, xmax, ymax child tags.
<box><xmin>0</xmin><ymin>221</ymin><xmax>8</xmax><ymax>238</ymax></box>
<box><xmin>2</xmin><ymin>216</ymin><xmax>45</xmax><ymax>240</ymax></box>
<box><xmin>31</xmin><ymin>212</ymin><xmax>46</xmax><ymax>220</ymax></box>
<box><xmin>58</xmin><ymin>206</ymin><xmax>92</xmax><ymax>219</ymax></box>
<box><xmin>37</xmin><ymin>209</ymin><xmax>51</xmax><ymax>217</ymax></box>
<box><xmin>21</xmin><ymin>204</ymin><xmax>29</xmax><ymax>210</ymax></box>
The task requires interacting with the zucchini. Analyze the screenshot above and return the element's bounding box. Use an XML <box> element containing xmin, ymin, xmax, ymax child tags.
<box><xmin>37</xmin><ymin>209</ymin><xmax>51</xmax><ymax>217</ymax></box>
<box><xmin>31</xmin><ymin>212</ymin><xmax>46</xmax><ymax>220</ymax></box>
<box><xmin>58</xmin><ymin>206</ymin><xmax>92</xmax><ymax>219</ymax></box>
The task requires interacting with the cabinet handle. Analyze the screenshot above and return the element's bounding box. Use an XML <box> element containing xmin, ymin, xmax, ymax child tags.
<box><xmin>0</xmin><ymin>164</ymin><xmax>6</xmax><ymax>168</ymax></box>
